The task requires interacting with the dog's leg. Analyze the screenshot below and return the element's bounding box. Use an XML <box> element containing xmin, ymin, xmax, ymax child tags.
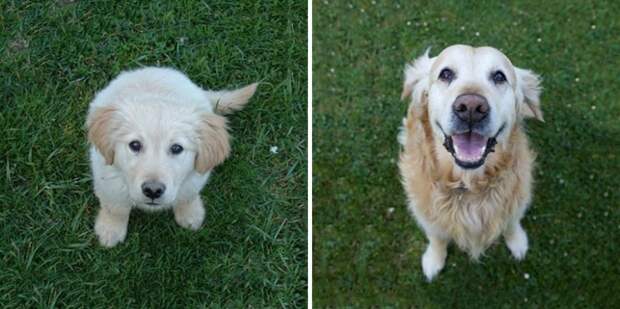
<box><xmin>504</xmin><ymin>219</ymin><xmax>528</xmax><ymax>260</ymax></box>
<box><xmin>422</xmin><ymin>234</ymin><xmax>448</xmax><ymax>281</ymax></box>
<box><xmin>174</xmin><ymin>197</ymin><xmax>205</xmax><ymax>230</ymax></box>
<box><xmin>95</xmin><ymin>204</ymin><xmax>131</xmax><ymax>247</ymax></box>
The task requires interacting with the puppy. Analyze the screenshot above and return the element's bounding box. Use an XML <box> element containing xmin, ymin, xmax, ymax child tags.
<box><xmin>86</xmin><ymin>67</ymin><xmax>257</xmax><ymax>247</ymax></box>
<box><xmin>398</xmin><ymin>45</ymin><xmax>543</xmax><ymax>280</ymax></box>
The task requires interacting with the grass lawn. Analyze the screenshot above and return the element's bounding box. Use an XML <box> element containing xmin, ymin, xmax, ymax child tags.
<box><xmin>0</xmin><ymin>1</ymin><xmax>306</xmax><ymax>307</ymax></box>
<box><xmin>313</xmin><ymin>0</ymin><xmax>619</xmax><ymax>307</ymax></box>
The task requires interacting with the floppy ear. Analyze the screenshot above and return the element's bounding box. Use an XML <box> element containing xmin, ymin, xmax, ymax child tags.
<box><xmin>195</xmin><ymin>113</ymin><xmax>231</xmax><ymax>174</ymax></box>
<box><xmin>206</xmin><ymin>82</ymin><xmax>259</xmax><ymax>115</ymax></box>
<box><xmin>86</xmin><ymin>106</ymin><xmax>117</xmax><ymax>165</ymax></box>
<box><xmin>401</xmin><ymin>49</ymin><xmax>434</xmax><ymax>104</ymax></box>
<box><xmin>515</xmin><ymin>67</ymin><xmax>544</xmax><ymax>121</ymax></box>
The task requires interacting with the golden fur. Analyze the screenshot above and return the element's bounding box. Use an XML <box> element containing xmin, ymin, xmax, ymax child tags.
<box><xmin>209</xmin><ymin>83</ymin><xmax>259</xmax><ymax>115</ymax></box>
<box><xmin>399</xmin><ymin>97</ymin><xmax>535</xmax><ymax>258</ymax></box>
<box><xmin>86</xmin><ymin>105</ymin><xmax>118</xmax><ymax>165</ymax></box>
<box><xmin>399</xmin><ymin>45</ymin><xmax>543</xmax><ymax>280</ymax></box>
<box><xmin>195</xmin><ymin>113</ymin><xmax>231</xmax><ymax>174</ymax></box>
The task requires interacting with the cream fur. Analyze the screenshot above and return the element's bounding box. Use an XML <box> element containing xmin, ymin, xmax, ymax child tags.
<box><xmin>86</xmin><ymin>67</ymin><xmax>257</xmax><ymax>247</ymax></box>
<box><xmin>398</xmin><ymin>45</ymin><xmax>542</xmax><ymax>281</ymax></box>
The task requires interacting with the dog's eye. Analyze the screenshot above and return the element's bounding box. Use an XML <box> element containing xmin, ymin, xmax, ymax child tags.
<box><xmin>170</xmin><ymin>144</ymin><xmax>184</xmax><ymax>155</ymax></box>
<box><xmin>438</xmin><ymin>68</ymin><xmax>455</xmax><ymax>83</ymax></box>
<box><xmin>492</xmin><ymin>70</ymin><xmax>507</xmax><ymax>84</ymax></box>
<box><xmin>129</xmin><ymin>140</ymin><xmax>142</xmax><ymax>153</ymax></box>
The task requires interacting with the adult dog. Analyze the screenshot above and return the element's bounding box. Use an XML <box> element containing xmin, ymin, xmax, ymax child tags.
<box><xmin>86</xmin><ymin>67</ymin><xmax>257</xmax><ymax>247</ymax></box>
<box><xmin>398</xmin><ymin>45</ymin><xmax>543</xmax><ymax>280</ymax></box>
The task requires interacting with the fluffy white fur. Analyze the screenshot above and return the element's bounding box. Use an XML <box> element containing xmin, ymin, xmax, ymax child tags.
<box><xmin>399</xmin><ymin>45</ymin><xmax>543</xmax><ymax>281</ymax></box>
<box><xmin>86</xmin><ymin>67</ymin><xmax>257</xmax><ymax>247</ymax></box>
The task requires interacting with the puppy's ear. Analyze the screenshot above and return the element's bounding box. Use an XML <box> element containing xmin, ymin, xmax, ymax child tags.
<box><xmin>515</xmin><ymin>67</ymin><xmax>544</xmax><ymax>122</ymax></box>
<box><xmin>401</xmin><ymin>49</ymin><xmax>434</xmax><ymax>104</ymax></box>
<box><xmin>86</xmin><ymin>106</ymin><xmax>117</xmax><ymax>165</ymax></box>
<box><xmin>195</xmin><ymin>113</ymin><xmax>231</xmax><ymax>174</ymax></box>
<box><xmin>207</xmin><ymin>83</ymin><xmax>259</xmax><ymax>115</ymax></box>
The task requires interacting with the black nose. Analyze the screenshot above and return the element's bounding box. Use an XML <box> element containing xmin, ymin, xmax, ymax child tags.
<box><xmin>452</xmin><ymin>94</ymin><xmax>490</xmax><ymax>124</ymax></box>
<box><xmin>141</xmin><ymin>181</ymin><xmax>166</xmax><ymax>199</ymax></box>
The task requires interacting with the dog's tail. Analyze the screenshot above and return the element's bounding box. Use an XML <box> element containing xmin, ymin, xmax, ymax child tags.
<box><xmin>207</xmin><ymin>83</ymin><xmax>259</xmax><ymax>115</ymax></box>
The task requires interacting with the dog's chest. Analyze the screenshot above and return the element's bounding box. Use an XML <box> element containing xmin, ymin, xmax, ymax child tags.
<box><xmin>431</xmin><ymin>180</ymin><xmax>515</xmax><ymax>253</ymax></box>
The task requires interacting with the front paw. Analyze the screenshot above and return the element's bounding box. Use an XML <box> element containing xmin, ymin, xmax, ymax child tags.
<box><xmin>94</xmin><ymin>206</ymin><xmax>130</xmax><ymax>248</ymax></box>
<box><xmin>506</xmin><ymin>227</ymin><xmax>528</xmax><ymax>260</ymax></box>
<box><xmin>422</xmin><ymin>246</ymin><xmax>446</xmax><ymax>281</ymax></box>
<box><xmin>174</xmin><ymin>199</ymin><xmax>205</xmax><ymax>230</ymax></box>
<box><xmin>95</xmin><ymin>216</ymin><xmax>127</xmax><ymax>248</ymax></box>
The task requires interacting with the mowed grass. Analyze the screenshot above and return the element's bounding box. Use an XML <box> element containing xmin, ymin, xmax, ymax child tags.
<box><xmin>314</xmin><ymin>0</ymin><xmax>619</xmax><ymax>307</ymax></box>
<box><xmin>0</xmin><ymin>1</ymin><xmax>306</xmax><ymax>307</ymax></box>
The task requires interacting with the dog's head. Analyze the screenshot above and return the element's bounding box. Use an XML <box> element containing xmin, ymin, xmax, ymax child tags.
<box><xmin>87</xmin><ymin>83</ymin><xmax>257</xmax><ymax>208</ymax></box>
<box><xmin>402</xmin><ymin>45</ymin><xmax>543</xmax><ymax>169</ymax></box>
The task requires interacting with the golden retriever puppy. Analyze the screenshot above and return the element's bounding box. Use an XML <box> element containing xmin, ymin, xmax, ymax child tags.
<box><xmin>398</xmin><ymin>45</ymin><xmax>543</xmax><ymax>280</ymax></box>
<box><xmin>86</xmin><ymin>67</ymin><xmax>257</xmax><ymax>247</ymax></box>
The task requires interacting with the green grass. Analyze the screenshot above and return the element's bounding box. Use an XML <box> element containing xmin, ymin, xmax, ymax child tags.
<box><xmin>313</xmin><ymin>0</ymin><xmax>620</xmax><ymax>307</ymax></box>
<box><xmin>0</xmin><ymin>1</ymin><xmax>306</xmax><ymax>307</ymax></box>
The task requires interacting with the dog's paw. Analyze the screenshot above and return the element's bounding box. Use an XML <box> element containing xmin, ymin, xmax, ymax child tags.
<box><xmin>422</xmin><ymin>246</ymin><xmax>446</xmax><ymax>281</ymax></box>
<box><xmin>506</xmin><ymin>226</ymin><xmax>528</xmax><ymax>260</ymax></box>
<box><xmin>95</xmin><ymin>220</ymin><xmax>127</xmax><ymax>248</ymax></box>
<box><xmin>174</xmin><ymin>199</ymin><xmax>205</xmax><ymax>231</ymax></box>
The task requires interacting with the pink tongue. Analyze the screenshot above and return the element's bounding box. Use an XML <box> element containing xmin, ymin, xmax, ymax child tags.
<box><xmin>452</xmin><ymin>132</ymin><xmax>487</xmax><ymax>161</ymax></box>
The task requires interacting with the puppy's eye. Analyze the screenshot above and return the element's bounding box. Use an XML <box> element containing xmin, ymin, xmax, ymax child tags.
<box><xmin>129</xmin><ymin>140</ymin><xmax>142</xmax><ymax>153</ymax></box>
<box><xmin>438</xmin><ymin>68</ymin><xmax>455</xmax><ymax>83</ymax></box>
<box><xmin>492</xmin><ymin>70</ymin><xmax>507</xmax><ymax>84</ymax></box>
<box><xmin>170</xmin><ymin>144</ymin><xmax>183</xmax><ymax>155</ymax></box>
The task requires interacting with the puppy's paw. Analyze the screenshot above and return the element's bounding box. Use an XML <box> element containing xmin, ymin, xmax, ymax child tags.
<box><xmin>174</xmin><ymin>199</ymin><xmax>205</xmax><ymax>231</ymax></box>
<box><xmin>95</xmin><ymin>218</ymin><xmax>127</xmax><ymax>248</ymax></box>
<box><xmin>506</xmin><ymin>226</ymin><xmax>528</xmax><ymax>260</ymax></box>
<box><xmin>94</xmin><ymin>206</ymin><xmax>130</xmax><ymax>248</ymax></box>
<box><xmin>422</xmin><ymin>245</ymin><xmax>446</xmax><ymax>281</ymax></box>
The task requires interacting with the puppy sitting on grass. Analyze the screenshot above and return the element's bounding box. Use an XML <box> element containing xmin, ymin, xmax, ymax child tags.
<box><xmin>86</xmin><ymin>67</ymin><xmax>257</xmax><ymax>247</ymax></box>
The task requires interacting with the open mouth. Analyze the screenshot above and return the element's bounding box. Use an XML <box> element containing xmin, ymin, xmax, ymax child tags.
<box><xmin>439</xmin><ymin>123</ymin><xmax>505</xmax><ymax>169</ymax></box>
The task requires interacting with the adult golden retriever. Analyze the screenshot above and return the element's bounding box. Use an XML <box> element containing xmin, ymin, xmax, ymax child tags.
<box><xmin>86</xmin><ymin>67</ymin><xmax>257</xmax><ymax>247</ymax></box>
<box><xmin>398</xmin><ymin>45</ymin><xmax>543</xmax><ymax>280</ymax></box>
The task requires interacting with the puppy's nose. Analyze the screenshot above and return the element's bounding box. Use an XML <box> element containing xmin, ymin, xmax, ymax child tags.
<box><xmin>452</xmin><ymin>94</ymin><xmax>489</xmax><ymax>123</ymax></box>
<box><xmin>141</xmin><ymin>181</ymin><xmax>166</xmax><ymax>199</ymax></box>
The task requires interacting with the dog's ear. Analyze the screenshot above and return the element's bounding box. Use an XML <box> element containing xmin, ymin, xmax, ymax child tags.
<box><xmin>515</xmin><ymin>67</ymin><xmax>544</xmax><ymax>122</ymax></box>
<box><xmin>86</xmin><ymin>106</ymin><xmax>117</xmax><ymax>165</ymax></box>
<box><xmin>195</xmin><ymin>113</ymin><xmax>231</xmax><ymax>174</ymax></box>
<box><xmin>401</xmin><ymin>49</ymin><xmax>434</xmax><ymax>104</ymax></box>
<box><xmin>207</xmin><ymin>83</ymin><xmax>259</xmax><ymax>115</ymax></box>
